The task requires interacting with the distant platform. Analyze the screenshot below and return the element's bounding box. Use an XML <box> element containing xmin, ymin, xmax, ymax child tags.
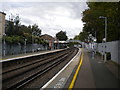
<box><xmin>1</xmin><ymin>49</ymin><xmax>65</xmax><ymax>63</ymax></box>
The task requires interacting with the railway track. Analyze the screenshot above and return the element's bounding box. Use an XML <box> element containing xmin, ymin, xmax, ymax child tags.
<box><xmin>2</xmin><ymin>49</ymin><xmax>70</xmax><ymax>82</ymax></box>
<box><xmin>2</xmin><ymin>47</ymin><xmax>78</xmax><ymax>89</ymax></box>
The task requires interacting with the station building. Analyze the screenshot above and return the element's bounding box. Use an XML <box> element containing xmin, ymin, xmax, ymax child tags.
<box><xmin>0</xmin><ymin>11</ymin><xmax>6</xmax><ymax>36</ymax></box>
<box><xmin>54</xmin><ymin>41</ymin><xmax>68</xmax><ymax>49</ymax></box>
<box><xmin>40</xmin><ymin>34</ymin><xmax>55</xmax><ymax>50</ymax></box>
<box><xmin>40</xmin><ymin>34</ymin><xmax>68</xmax><ymax>50</ymax></box>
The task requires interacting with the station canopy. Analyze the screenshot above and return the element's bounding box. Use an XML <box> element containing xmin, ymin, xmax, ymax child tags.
<box><xmin>54</xmin><ymin>41</ymin><xmax>67</xmax><ymax>43</ymax></box>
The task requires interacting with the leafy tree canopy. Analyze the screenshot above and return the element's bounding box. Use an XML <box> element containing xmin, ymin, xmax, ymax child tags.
<box><xmin>74</xmin><ymin>2</ymin><xmax>120</xmax><ymax>43</ymax></box>
<box><xmin>5</xmin><ymin>15</ymin><xmax>46</xmax><ymax>45</ymax></box>
<box><xmin>56</xmin><ymin>31</ymin><xmax>68</xmax><ymax>41</ymax></box>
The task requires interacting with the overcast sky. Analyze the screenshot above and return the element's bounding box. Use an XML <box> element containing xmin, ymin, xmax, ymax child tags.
<box><xmin>1</xmin><ymin>2</ymin><xmax>88</xmax><ymax>39</ymax></box>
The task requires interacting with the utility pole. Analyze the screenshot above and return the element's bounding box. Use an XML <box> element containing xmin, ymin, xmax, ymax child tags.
<box><xmin>32</xmin><ymin>31</ymin><xmax>34</xmax><ymax>53</ymax></box>
<box><xmin>99</xmin><ymin>16</ymin><xmax>107</xmax><ymax>62</ymax></box>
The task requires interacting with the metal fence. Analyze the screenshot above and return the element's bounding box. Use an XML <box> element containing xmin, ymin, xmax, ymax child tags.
<box><xmin>2</xmin><ymin>43</ymin><xmax>48</xmax><ymax>56</ymax></box>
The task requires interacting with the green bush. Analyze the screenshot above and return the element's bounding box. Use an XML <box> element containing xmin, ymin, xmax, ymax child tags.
<box><xmin>5</xmin><ymin>36</ymin><xmax>14</xmax><ymax>44</ymax></box>
<box><xmin>5</xmin><ymin>35</ymin><xmax>48</xmax><ymax>45</ymax></box>
<box><xmin>5</xmin><ymin>36</ymin><xmax>22</xmax><ymax>44</ymax></box>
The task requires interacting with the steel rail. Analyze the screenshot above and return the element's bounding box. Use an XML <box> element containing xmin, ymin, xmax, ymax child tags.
<box><xmin>2</xmin><ymin>49</ymin><xmax>70</xmax><ymax>82</ymax></box>
<box><xmin>6</xmin><ymin>50</ymin><xmax>74</xmax><ymax>90</ymax></box>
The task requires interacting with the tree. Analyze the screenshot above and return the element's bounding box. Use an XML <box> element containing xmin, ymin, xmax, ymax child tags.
<box><xmin>14</xmin><ymin>15</ymin><xmax>20</xmax><ymax>35</ymax></box>
<box><xmin>82</xmin><ymin>2</ymin><xmax>120</xmax><ymax>42</ymax></box>
<box><xmin>6</xmin><ymin>15</ymin><xmax>21</xmax><ymax>36</ymax></box>
<box><xmin>74</xmin><ymin>35</ymin><xmax>79</xmax><ymax>40</ymax></box>
<box><xmin>79</xmin><ymin>32</ymin><xmax>88</xmax><ymax>42</ymax></box>
<box><xmin>6</xmin><ymin>20</ymin><xmax>14</xmax><ymax>36</ymax></box>
<box><xmin>74</xmin><ymin>31</ymin><xmax>88</xmax><ymax>42</ymax></box>
<box><xmin>5</xmin><ymin>15</ymin><xmax>46</xmax><ymax>45</ymax></box>
<box><xmin>32</xmin><ymin>24</ymin><xmax>41</xmax><ymax>36</ymax></box>
<box><xmin>56</xmin><ymin>31</ymin><xmax>68</xmax><ymax>41</ymax></box>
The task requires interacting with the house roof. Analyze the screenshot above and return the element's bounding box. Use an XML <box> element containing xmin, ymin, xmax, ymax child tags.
<box><xmin>0</xmin><ymin>11</ymin><xmax>6</xmax><ymax>15</ymax></box>
<box><xmin>40</xmin><ymin>34</ymin><xmax>55</xmax><ymax>41</ymax></box>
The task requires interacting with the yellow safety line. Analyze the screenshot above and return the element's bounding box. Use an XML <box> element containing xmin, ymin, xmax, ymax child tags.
<box><xmin>68</xmin><ymin>50</ymin><xmax>84</xmax><ymax>90</ymax></box>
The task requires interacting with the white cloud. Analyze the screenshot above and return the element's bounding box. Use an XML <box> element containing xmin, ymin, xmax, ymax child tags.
<box><xmin>1</xmin><ymin>0</ymin><xmax>87</xmax><ymax>2</ymax></box>
<box><xmin>1</xmin><ymin>2</ymin><xmax>88</xmax><ymax>39</ymax></box>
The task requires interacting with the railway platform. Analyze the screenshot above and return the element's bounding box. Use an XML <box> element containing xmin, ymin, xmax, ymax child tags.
<box><xmin>41</xmin><ymin>48</ymin><xmax>119</xmax><ymax>89</ymax></box>
<box><xmin>1</xmin><ymin>48</ymin><xmax>119</xmax><ymax>89</ymax></box>
<box><xmin>1</xmin><ymin>49</ymin><xmax>64</xmax><ymax>62</ymax></box>
<box><xmin>70</xmin><ymin>49</ymin><xmax>119</xmax><ymax>88</ymax></box>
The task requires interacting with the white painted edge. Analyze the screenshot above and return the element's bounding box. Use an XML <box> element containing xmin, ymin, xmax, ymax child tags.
<box><xmin>1</xmin><ymin>49</ymin><xmax>64</xmax><ymax>62</ymax></box>
<box><xmin>40</xmin><ymin>48</ymin><xmax>81</xmax><ymax>89</ymax></box>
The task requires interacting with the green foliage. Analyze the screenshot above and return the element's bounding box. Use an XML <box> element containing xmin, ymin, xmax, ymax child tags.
<box><xmin>5</xmin><ymin>36</ymin><xmax>20</xmax><ymax>44</ymax></box>
<box><xmin>68</xmin><ymin>42</ymin><xmax>80</xmax><ymax>47</ymax></box>
<box><xmin>5</xmin><ymin>15</ymin><xmax>45</xmax><ymax>45</ymax></box>
<box><xmin>56</xmin><ymin>31</ymin><xmax>68</xmax><ymax>41</ymax></box>
<box><xmin>5</xmin><ymin>36</ymin><xmax>13</xmax><ymax>44</ymax></box>
<box><xmin>80</xmin><ymin>2</ymin><xmax>120</xmax><ymax>42</ymax></box>
<box><xmin>6</xmin><ymin>21</ymin><xmax>14</xmax><ymax>36</ymax></box>
<box><xmin>32</xmin><ymin>24</ymin><xmax>41</xmax><ymax>36</ymax></box>
<box><xmin>74</xmin><ymin>32</ymin><xmax>88</xmax><ymax>42</ymax></box>
<box><xmin>34</xmin><ymin>36</ymin><xmax>42</xmax><ymax>44</ymax></box>
<box><xmin>74</xmin><ymin>35</ymin><xmax>79</xmax><ymax>40</ymax></box>
<box><xmin>79</xmin><ymin>32</ymin><xmax>88</xmax><ymax>42</ymax></box>
<box><xmin>41</xmin><ymin>39</ymin><xmax>48</xmax><ymax>46</ymax></box>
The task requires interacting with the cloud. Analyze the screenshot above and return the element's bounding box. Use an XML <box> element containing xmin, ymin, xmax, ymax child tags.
<box><xmin>1</xmin><ymin>2</ymin><xmax>88</xmax><ymax>39</ymax></box>
<box><xmin>2</xmin><ymin>0</ymin><xmax>88</xmax><ymax>2</ymax></box>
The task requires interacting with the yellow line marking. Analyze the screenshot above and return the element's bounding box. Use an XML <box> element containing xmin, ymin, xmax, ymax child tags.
<box><xmin>68</xmin><ymin>50</ymin><xmax>84</xmax><ymax>89</ymax></box>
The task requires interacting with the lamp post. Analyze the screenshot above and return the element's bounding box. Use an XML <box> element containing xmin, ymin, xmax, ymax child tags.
<box><xmin>94</xmin><ymin>38</ymin><xmax>97</xmax><ymax>54</ymax></box>
<box><xmin>32</xmin><ymin>31</ymin><xmax>34</xmax><ymax>53</ymax></box>
<box><xmin>3</xmin><ymin>33</ymin><xmax>6</xmax><ymax>56</ymax></box>
<box><xmin>25</xmin><ymin>39</ymin><xmax>27</xmax><ymax>54</ymax></box>
<box><xmin>99</xmin><ymin>16</ymin><xmax>107</xmax><ymax>62</ymax></box>
<box><xmin>89</xmin><ymin>34</ymin><xmax>92</xmax><ymax>49</ymax></box>
<box><xmin>89</xmin><ymin>34</ymin><xmax>95</xmax><ymax>59</ymax></box>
